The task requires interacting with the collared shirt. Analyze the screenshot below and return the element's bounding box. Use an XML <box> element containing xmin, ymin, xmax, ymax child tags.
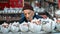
<box><xmin>19</xmin><ymin>13</ymin><xmax>43</xmax><ymax>24</ymax></box>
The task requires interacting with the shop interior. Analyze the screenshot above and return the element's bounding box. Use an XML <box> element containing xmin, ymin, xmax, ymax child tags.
<box><xmin>0</xmin><ymin>0</ymin><xmax>60</xmax><ymax>34</ymax></box>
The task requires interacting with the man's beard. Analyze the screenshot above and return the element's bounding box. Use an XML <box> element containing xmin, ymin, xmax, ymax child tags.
<box><xmin>26</xmin><ymin>18</ymin><xmax>31</xmax><ymax>22</ymax></box>
<box><xmin>26</xmin><ymin>17</ymin><xmax>33</xmax><ymax>22</ymax></box>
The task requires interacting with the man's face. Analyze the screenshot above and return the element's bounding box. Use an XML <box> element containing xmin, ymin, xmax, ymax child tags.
<box><xmin>23</xmin><ymin>9</ymin><xmax>34</xmax><ymax>21</ymax></box>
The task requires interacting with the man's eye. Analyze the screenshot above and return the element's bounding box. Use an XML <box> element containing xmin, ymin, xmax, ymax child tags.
<box><xmin>24</xmin><ymin>14</ymin><xmax>26</xmax><ymax>15</ymax></box>
<box><xmin>28</xmin><ymin>13</ymin><xmax>30</xmax><ymax>14</ymax></box>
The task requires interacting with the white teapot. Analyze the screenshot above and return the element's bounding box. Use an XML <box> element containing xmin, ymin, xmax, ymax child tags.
<box><xmin>42</xmin><ymin>22</ymin><xmax>52</xmax><ymax>32</ymax></box>
<box><xmin>1</xmin><ymin>22</ymin><xmax>10</xmax><ymax>33</ymax></box>
<box><xmin>10</xmin><ymin>22</ymin><xmax>19</xmax><ymax>32</ymax></box>
<box><xmin>19</xmin><ymin>21</ymin><xmax>29</xmax><ymax>32</ymax></box>
<box><xmin>42</xmin><ymin>18</ymin><xmax>56</xmax><ymax>32</ymax></box>
<box><xmin>56</xmin><ymin>23</ymin><xmax>60</xmax><ymax>31</ymax></box>
<box><xmin>28</xmin><ymin>18</ymin><xmax>42</xmax><ymax>32</ymax></box>
<box><xmin>56</xmin><ymin>18</ymin><xmax>60</xmax><ymax>31</ymax></box>
<box><xmin>0</xmin><ymin>25</ymin><xmax>2</xmax><ymax>32</ymax></box>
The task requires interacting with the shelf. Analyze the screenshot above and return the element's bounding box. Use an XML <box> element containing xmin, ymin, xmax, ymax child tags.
<box><xmin>0</xmin><ymin>13</ymin><xmax>21</xmax><ymax>15</ymax></box>
<box><xmin>0</xmin><ymin>1</ymin><xmax>8</xmax><ymax>3</ymax></box>
<box><xmin>0</xmin><ymin>17</ymin><xmax>21</xmax><ymax>22</ymax></box>
<box><xmin>44</xmin><ymin>0</ymin><xmax>58</xmax><ymax>5</ymax></box>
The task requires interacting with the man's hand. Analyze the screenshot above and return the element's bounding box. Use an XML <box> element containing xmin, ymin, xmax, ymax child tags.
<box><xmin>56</xmin><ymin>20</ymin><xmax>60</xmax><ymax>24</ymax></box>
<box><xmin>35</xmin><ymin>20</ymin><xmax>41</xmax><ymax>25</ymax></box>
<box><xmin>31</xmin><ymin>19</ymin><xmax>41</xmax><ymax>25</ymax></box>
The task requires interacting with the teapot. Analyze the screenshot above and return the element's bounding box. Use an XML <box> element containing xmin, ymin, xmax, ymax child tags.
<box><xmin>19</xmin><ymin>21</ymin><xmax>29</xmax><ymax>32</ymax></box>
<box><xmin>10</xmin><ymin>22</ymin><xmax>19</xmax><ymax>32</ymax></box>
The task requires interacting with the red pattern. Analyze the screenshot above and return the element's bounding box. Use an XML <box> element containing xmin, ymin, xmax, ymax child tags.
<box><xmin>58</xmin><ymin>0</ymin><xmax>60</xmax><ymax>9</ymax></box>
<box><xmin>0</xmin><ymin>0</ymin><xmax>24</xmax><ymax>10</ymax></box>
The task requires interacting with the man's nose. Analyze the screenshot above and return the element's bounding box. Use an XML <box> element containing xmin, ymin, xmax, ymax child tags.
<box><xmin>26</xmin><ymin>14</ymin><xmax>29</xmax><ymax>17</ymax></box>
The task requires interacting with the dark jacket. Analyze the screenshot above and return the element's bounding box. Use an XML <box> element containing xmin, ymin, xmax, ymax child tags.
<box><xmin>19</xmin><ymin>13</ymin><xmax>43</xmax><ymax>24</ymax></box>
